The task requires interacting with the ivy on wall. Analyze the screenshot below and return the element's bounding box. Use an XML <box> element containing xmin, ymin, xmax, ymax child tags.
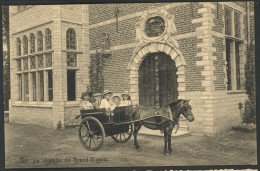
<box><xmin>89</xmin><ymin>50</ymin><xmax>105</xmax><ymax>93</ymax></box>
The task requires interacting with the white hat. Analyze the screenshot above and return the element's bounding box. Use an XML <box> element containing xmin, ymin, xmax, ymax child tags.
<box><xmin>121</xmin><ymin>91</ymin><xmax>130</xmax><ymax>97</ymax></box>
<box><xmin>103</xmin><ymin>90</ymin><xmax>113</xmax><ymax>96</ymax></box>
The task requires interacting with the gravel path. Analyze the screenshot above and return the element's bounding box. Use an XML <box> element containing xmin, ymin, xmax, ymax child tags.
<box><xmin>4</xmin><ymin>123</ymin><xmax>257</xmax><ymax>168</ymax></box>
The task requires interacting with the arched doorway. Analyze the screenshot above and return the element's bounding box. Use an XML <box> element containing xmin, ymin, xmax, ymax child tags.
<box><xmin>138</xmin><ymin>52</ymin><xmax>178</xmax><ymax>108</ymax></box>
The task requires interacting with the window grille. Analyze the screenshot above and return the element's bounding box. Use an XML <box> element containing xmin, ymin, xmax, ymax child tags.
<box><xmin>30</xmin><ymin>33</ymin><xmax>35</xmax><ymax>53</ymax></box>
<box><xmin>18</xmin><ymin>74</ymin><xmax>22</xmax><ymax>101</ymax></box>
<box><xmin>24</xmin><ymin>73</ymin><xmax>29</xmax><ymax>101</ymax></box>
<box><xmin>67</xmin><ymin>53</ymin><xmax>77</xmax><ymax>67</ymax></box>
<box><xmin>45</xmin><ymin>28</ymin><xmax>52</xmax><ymax>50</ymax></box>
<box><xmin>23</xmin><ymin>36</ymin><xmax>28</xmax><ymax>55</ymax></box>
<box><xmin>32</xmin><ymin>72</ymin><xmax>37</xmax><ymax>101</ymax></box>
<box><xmin>17</xmin><ymin>38</ymin><xmax>21</xmax><ymax>56</ymax></box>
<box><xmin>225</xmin><ymin>39</ymin><xmax>232</xmax><ymax>90</ymax></box>
<box><xmin>46</xmin><ymin>53</ymin><xmax>52</xmax><ymax>67</ymax></box>
<box><xmin>48</xmin><ymin>70</ymin><xmax>53</xmax><ymax>101</ymax></box>
<box><xmin>39</xmin><ymin>71</ymin><xmax>44</xmax><ymax>101</ymax></box>
<box><xmin>66</xmin><ymin>28</ymin><xmax>76</xmax><ymax>50</ymax></box>
<box><xmin>17</xmin><ymin>59</ymin><xmax>21</xmax><ymax>71</ymax></box>
<box><xmin>145</xmin><ymin>16</ymin><xmax>165</xmax><ymax>37</ymax></box>
<box><xmin>235</xmin><ymin>42</ymin><xmax>241</xmax><ymax>90</ymax></box>
<box><xmin>224</xmin><ymin>7</ymin><xmax>232</xmax><ymax>36</ymax></box>
<box><xmin>37</xmin><ymin>31</ymin><xmax>43</xmax><ymax>52</ymax></box>
<box><xmin>23</xmin><ymin>58</ymin><xmax>28</xmax><ymax>70</ymax></box>
<box><xmin>30</xmin><ymin>56</ymin><xmax>36</xmax><ymax>69</ymax></box>
<box><xmin>234</xmin><ymin>11</ymin><xmax>241</xmax><ymax>38</ymax></box>
<box><xmin>38</xmin><ymin>55</ymin><xmax>44</xmax><ymax>68</ymax></box>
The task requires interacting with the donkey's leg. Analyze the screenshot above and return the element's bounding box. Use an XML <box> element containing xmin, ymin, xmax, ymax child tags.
<box><xmin>133</xmin><ymin>122</ymin><xmax>142</xmax><ymax>151</ymax></box>
<box><xmin>163</xmin><ymin>126</ymin><xmax>170</xmax><ymax>154</ymax></box>
<box><xmin>168</xmin><ymin>128</ymin><xmax>173</xmax><ymax>153</ymax></box>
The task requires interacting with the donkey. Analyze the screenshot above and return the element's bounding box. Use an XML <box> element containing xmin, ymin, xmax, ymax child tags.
<box><xmin>131</xmin><ymin>99</ymin><xmax>194</xmax><ymax>155</ymax></box>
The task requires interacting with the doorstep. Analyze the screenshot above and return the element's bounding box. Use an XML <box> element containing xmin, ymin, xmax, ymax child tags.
<box><xmin>138</xmin><ymin>126</ymin><xmax>190</xmax><ymax>137</ymax></box>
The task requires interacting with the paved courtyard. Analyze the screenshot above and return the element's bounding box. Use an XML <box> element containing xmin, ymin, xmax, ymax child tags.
<box><xmin>5</xmin><ymin>123</ymin><xmax>257</xmax><ymax>168</ymax></box>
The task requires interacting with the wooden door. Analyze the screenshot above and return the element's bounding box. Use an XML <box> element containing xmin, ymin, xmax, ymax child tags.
<box><xmin>138</xmin><ymin>52</ymin><xmax>178</xmax><ymax>107</ymax></box>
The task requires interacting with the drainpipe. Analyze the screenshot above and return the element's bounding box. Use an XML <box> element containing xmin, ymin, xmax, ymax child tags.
<box><xmin>246</xmin><ymin>1</ymin><xmax>250</xmax><ymax>48</ymax></box>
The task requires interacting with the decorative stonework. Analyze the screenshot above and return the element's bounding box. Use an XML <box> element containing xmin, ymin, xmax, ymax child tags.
<box><xmin>135</xmin><ymin>8</ymin><xmax>179</xmax><ymax>49</ymax></box>
<box><xmin>128</xmin><ymin>8</ymin><xmax>187</xmax><ymax>105</ymax></box>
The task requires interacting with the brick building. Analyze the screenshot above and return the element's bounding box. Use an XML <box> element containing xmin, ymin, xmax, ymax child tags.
<box><xmin>9</xmin><ymin>2</ymin><xmax>255</xmax><ymax>135</ymax></box>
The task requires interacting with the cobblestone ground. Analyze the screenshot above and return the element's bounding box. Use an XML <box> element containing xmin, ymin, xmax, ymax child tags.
<box><xmin>5</xmin><ymin>123</ymin><xmax>257</xmax><ymax>168</ymax></box>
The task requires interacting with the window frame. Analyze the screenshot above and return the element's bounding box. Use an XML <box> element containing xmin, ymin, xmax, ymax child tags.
<box><xmin>224</xmin><ymin>5</ymin><xmax>244</xmax><ymax>91</ymax></box>
<box><xmin>45</xmin><ymin>28</ymin><xmax>52</xmax><ymax>50</ymax></box>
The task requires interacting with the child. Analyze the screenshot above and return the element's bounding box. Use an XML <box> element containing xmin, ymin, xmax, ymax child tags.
<box><xmin>93</xmin><ymin>93</ymin><xmax>102</xmax><ymax>109</ymax></box>
<box><xmin>111</xmin><ymin>96</ymin><xmax>121</xmax><ymax>110</ymax></box>
<box><xmin>80</xmin><ymin>91</ymin><xmax>94</xmax><ymax>110</ymax></box>
<box><xmin>100</xmin><ymin>90</ymin><xmax>113</xmax><ymax>111</ymax></box>
<box><xmin>120</xmin><ymin>91</ymin><xmax>132</xmax><ymax>106</ymax></box>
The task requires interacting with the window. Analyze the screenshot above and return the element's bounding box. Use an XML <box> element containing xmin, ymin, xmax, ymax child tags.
<box><xmin>45</xmin><ymin>28</ymin><xmax>52</xmax><ymax>50</ymax></box>
<box><xmin>17</xmin><ymin>38</ymin><xmax>21</xmax><ymax>56</ymax></box>
<box><xmin>67</xmin><ymin>53</ymin><xmax>77</xmax><ymax>67</ymax></box>
<box><xmin>39</xmin><ymin>71</ymin><xmax>44</xmax><ymax>101</ymax></box>
<box><xmin>30</xmin><ymin>33</ymin><xmax>35</xmax><ymax>53</ymax></box>
<box><xmin>37</xmin><ymin>31</ymin><xmax>43</xmax><ymax>52</ymax></box>
<box><xmin>66</xmin><ymin>28</ymin><xmax>77</xmax><ymax>101</ymax></box>
<box><xmin>145</xmin><ymin>16</ymin><xmax>165</xmax><ymax>37</ymax></box>
<box><xmin>16</xmin><ymin>32</ymin><xmax>53</xmax><ymax>102</ymax></box>
<box><xmin>46</xmin><ymin>53</ymin><xmax>52</xmax><ymax>67</ymax></box>
<box><xmin>67</xmin><ymin>70</ymin><xmax>76</xmax><ymax>101</ymax></box>
<box><xmin>18</xmin><ymin>74</ymin><xmax>22</xmax><ymax>101</ymax></box>
<box><xmin>30</xmin><ymin>56</ymin><xmax>36</xmax><ymax>69</ymax></box>
<box><xmin>224</xmin><ymin>6</ymin><xmax>244</xmax><ymax>91</ymax></box>
<box><xmin>24</xmin><ymin>73</ymin><xmax>29</xmax><ymax>101</ymax></box>
<box><xmin>32</xmin><ymin>72</ymin><xmax>37</xmax><ymax>101</ymax></box>
<box><xmin>23</xmin><ymin>58</ymin><xmax>28</xmax><ymax>70</ymax></box>
<box><xmin>66</xmin><ymin>28</ymin><xmax>76</xmax><ymax>50</ymax></box>
<box><xmin>23</xmin><ymin>36</ymin><xmax>28</xmax><ymax>55</ymax></box>
<box><xmin>48</xmin><ymin>70</ymin><xmax>53</xmax><ymax>101</ymax></box>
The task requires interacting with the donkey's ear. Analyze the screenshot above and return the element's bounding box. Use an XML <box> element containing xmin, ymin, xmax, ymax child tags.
<box><xmin>180</xmin><ymin>100</ymin><xmax>184</xmax><ymax>106</ymax></box>
<box><xmin>187</xmin><ymin>99</ymin><xmax>190</xmax><ymax>103</ymax></box>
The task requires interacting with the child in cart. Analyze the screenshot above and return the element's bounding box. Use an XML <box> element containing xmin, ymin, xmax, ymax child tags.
<box><xmin>80</xmin><ymin>91</ymin><xmax>94</xmax><ymax>110</ymax></box>
<box><xmin>111</xmin><ymin>96</ymin><xmax>121</xmax><ymax>110</ymax></box>
<box><xmin>119</xmin><ymin>91</ymin><xmax>132</xmax><ymax>106</ymax></box>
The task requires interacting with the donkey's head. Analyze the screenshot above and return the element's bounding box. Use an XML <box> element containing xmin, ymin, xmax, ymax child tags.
<box><xmin>179</xmin><ymin>100</ymin><xmax>194</xmax><ymax>122</ymax></box>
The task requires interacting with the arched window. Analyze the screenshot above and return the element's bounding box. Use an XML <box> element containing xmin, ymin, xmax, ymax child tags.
<box><xmin>23</xmin><ymin>35</ymin><xmax>28</xmax><ymax>55</ymax></box>
<box><xmin>17</xmin><ymin>37</ymin><xmax>21</xmax><ymax>56</ymax></box>
<box><xmin>66</xmin><ymin>28</ymin><xmax>76</xmax><ymax>50</ymax></box>
<box><xmin>30</xmin><ymin>33</ymin><xmax>35</xmax><ymax>53</ymax></box>
<box><xmin>45</xmin><ymin>28</ymin><xmax>52</xmax><ymax>50</ymax></box>
<box><xmin>37</xmin><ymin>31</ymin><xmax>43</xmax><ymax>52</ymax></box>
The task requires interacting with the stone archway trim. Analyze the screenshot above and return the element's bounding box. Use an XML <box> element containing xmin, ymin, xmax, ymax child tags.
<box><xmin>127</xmin><ymin>41</ymin><xmax>186</xmax><ymax>71</ymax></box>
<box><xmin>127</xmin><ymin>42</ymin><xmax>187</xmax><ymax>105</ymax></box>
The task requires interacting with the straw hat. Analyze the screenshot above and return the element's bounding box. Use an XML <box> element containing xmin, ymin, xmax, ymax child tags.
<box><xmin>112</xmin><ymin>96</ymin><xmax>120</xmax><ymax>100</ymax></box>
<box><xmin>121</xmin><ymin>91</ymin><xmax>130</xmax><ymax>97</ymax></box>
<box><xmin>103</xmin><ymin>90</ymin><xmax>113</xmax><ymax>96</ymax></box>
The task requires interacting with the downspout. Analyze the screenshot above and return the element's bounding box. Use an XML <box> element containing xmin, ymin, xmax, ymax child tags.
<box><xmin>246</xmin><ymin>1</ymin><xmax>250</xmax><ymax>48</ymax></box>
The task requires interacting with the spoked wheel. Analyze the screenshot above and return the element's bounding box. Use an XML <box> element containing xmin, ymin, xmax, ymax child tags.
<box><xmin>111</xmin><ymin>123</ymin><xmax>134</xmax><ymax>143</ymax></box>
<box><xmin>78</xmin><ymin>117</ymin><xmax>105</xmax><ymax>151</ymax></box>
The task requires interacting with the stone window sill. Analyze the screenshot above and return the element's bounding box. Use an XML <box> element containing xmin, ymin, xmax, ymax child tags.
<box><xmin>12</xmin><ymin>101</ymin><xmax>53</xmax><ymax>108</ymax></box>
<box><xmin>227</xmin><ymin>90</ymin><xmax>246</xmax><ymax>94</ymax></box>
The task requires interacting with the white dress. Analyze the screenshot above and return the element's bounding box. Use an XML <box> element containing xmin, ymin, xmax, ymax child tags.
<box><xmin>100</xmin><ymin>99</ymin><xmax>111</xmax><ymax>110</ymax></box>
<box><xmin>80</xmin><ymin>100</ymin><xmax>94</xmax><ymax>110</ymax></box>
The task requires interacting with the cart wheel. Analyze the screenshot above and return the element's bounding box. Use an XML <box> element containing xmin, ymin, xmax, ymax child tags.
<box><xmin>78</xmin><ymin>117</ymin><xmax>105</xmax><ymax>151</ymax></box>
<box><xmin>111</xmin><ymin>123</ymin><xmax>133</xmax><ymax>143</ymax></box>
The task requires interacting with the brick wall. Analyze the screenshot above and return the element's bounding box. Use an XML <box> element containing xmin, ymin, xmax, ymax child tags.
<box><xmin>89</xmin><ymin>3</ymin><xmax>206</xmax><ymax>92</ymax></box>
<box><xmin>10</xmin><ymin>106</ymin><xmax>53</xmax><ymax>128</ymax></box>
<box><xmin>89</xmin><ymin>3</ymin><xmax>170</xmax><ymax>25</ymax></box>
<box><xmin>89</xmin><ymin>17</ymin><xmax>139</xmax><ymax>50</ymax></box>
<box><xmin>213</xmin><ymin>36</ymin><xmax>226</xmax><ymax>91</ymax></box>
<box><xmin>178</xmin><ymin>37</ymin><xmax>205</xmax><ymax>91</ymax></box>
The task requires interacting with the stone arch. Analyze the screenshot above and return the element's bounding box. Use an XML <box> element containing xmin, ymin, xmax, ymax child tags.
<box><xmin>127</xmin><ymin>42</ymin><xmax>186</xmax><ymax>105</ymax></box>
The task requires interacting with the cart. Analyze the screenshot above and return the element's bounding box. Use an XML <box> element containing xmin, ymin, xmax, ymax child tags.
<box><xmin>75</xmin><ymin>106</ymin><xmax>134</xmax><ymax>151</ymax></box>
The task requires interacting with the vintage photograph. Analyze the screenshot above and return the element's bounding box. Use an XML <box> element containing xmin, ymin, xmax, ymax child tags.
<box><xmin>2</xmin><ymin>1</ymin><xmax>257</xmax><ymax>169</ymax></box>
